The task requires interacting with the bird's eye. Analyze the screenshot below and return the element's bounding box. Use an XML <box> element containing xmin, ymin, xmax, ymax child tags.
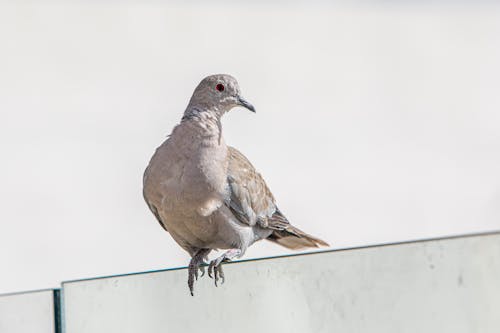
<box><xmin>215</xmin><ymin>83</ymin><xmax>225</xmax><ymax>92</ymax></box>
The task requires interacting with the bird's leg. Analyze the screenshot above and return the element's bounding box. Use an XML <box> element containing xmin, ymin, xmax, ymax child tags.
<box><xmin>208</xmin><ymin>249</ymin><xmax>242</xmax><ymax>286</ymax></box>
<box><xmin>188</xmin><ymin>248</ymin><xmax>210</xmax><ymax>296</ymax></box>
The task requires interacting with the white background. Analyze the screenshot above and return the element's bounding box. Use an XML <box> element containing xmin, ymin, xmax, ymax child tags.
<box><xmin>1</xmin><ymin>1</ymin><xmax>499</xmax><ymax>294</ymax></box>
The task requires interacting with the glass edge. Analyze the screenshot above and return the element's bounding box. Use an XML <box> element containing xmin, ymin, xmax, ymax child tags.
<box><xmin>61</xmin><ymin>229</ymin><xmax>500</xmax><ymax>285</ymax></box>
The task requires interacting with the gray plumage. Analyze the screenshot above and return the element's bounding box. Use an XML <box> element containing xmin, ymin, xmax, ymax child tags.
<box><xmin>143</xmin><ymin>74</ymin><xmax>328</xmax><ymax>295</ymax></box>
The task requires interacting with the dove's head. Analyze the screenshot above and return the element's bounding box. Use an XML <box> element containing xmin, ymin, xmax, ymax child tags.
<box><xmin>186</xmin><ymin>74</ymin><xmax>255</xmax><ymax>117</ymax></box>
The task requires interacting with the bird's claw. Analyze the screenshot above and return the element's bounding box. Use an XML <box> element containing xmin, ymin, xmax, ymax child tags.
<box><xmin>194</xmin><ymin>264</ymin><xmax>206</xmax><ymax>281</ymax></box>
<box><xmin>189</xmin><ymin>249</ymin><xmax>240</xmax><ymax>294</ymax></box>
<box><xmin>188</xmin><ymin>249</ymin><xmax>210</xmax><ymax>296</ymax></box>
<box><xmin>208</xmin><ymin>256</ymin><xmax>227</xmax><ymax>286</ymax></box>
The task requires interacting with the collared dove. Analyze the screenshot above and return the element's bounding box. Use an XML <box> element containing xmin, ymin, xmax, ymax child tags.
<box><xmin>143</xmin><ymin>74</ymin><xmax>329</xmax><ymax>295</ymax></box>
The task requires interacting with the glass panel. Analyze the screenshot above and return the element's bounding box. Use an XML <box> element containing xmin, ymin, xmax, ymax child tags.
<box><xmin>62</xmin><ymin>233</ymin><xmax>500</xmax><ymax>333</ymax></box>
<box><xmin>0</xmin><ymin>289</ymin><xmax>58</xmax><ymax>333</ymax></box>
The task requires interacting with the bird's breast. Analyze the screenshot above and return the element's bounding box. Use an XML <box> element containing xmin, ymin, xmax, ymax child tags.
<box><xmin>146</xmin><ymin>129</ymin><xmax>230</xmax><ymax>219</ymax></box>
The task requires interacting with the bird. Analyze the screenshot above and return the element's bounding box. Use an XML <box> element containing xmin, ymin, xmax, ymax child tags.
<box><xmin>143</xmin><ymin>74</ymin><xmax>329</xmax><ymax>295</ymax></box>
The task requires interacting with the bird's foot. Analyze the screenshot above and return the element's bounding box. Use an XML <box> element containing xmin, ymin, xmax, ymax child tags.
<box><xmin>188</xmin><ymin>248</ymin><xmax>210</xmax><ymax>296</ymax></box>
<box><xmin>208</xmin><ymin>249</ymin><xmax>241</xmax><ymax>286</ymax></box>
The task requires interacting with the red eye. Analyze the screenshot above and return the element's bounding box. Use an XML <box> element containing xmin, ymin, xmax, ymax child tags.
<box><xmin>216</xmin><ymin>83</ymin><xmax>225</xmax><ymax>92</ymax></box>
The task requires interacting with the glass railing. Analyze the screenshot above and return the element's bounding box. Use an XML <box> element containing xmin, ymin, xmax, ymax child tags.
<box><xmin>0</xmin><ymin>289</ymin><xmax>60</xmax><ymax>333</ymax></box>
<box><xmin>61</xmin><ymin>232</ymin><xmax>500</xmax><ymax>333</ymax></box>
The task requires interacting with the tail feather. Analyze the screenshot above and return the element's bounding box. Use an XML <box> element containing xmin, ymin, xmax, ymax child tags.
<box><xmin>266</xmin><ymin>225</ymin><xmax>329</xmax><ymax>250</ymax></box>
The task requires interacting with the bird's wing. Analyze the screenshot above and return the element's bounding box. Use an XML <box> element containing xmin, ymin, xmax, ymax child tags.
<box><xmin>143</xmin><ymin>164</ymin><xmax>168</xmax><ymax>232</ymax></box>
<box><xmin>225</xmin><ymin>146</ymin><xmax>329</xmax><ymax>249</ymax></box>
<box><xmin>225</xmin><ymin>146</ymin><xmax>289</xmax><ymax>230</ymax></box>
<box><xmin>146</xmin><ymin>199</ymin><xmax>168</xmax><ymax>232</ymax></box>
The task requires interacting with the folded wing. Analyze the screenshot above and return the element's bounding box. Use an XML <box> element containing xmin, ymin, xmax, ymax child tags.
<box><xmin>226</xmin><ymin>147</ymin><xmax>329</xmax><ymax>249</ymax></box>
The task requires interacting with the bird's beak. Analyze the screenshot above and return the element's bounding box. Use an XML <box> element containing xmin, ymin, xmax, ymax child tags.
<box><xmin>237</xmin><ymin>96</ymin><xmax>256</xmax><ymax>113</ymax></box>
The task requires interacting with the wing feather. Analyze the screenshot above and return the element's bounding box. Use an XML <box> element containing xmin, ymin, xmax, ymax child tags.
<box><xmin>225</xmin><ymin>146</ymin><xmax>329</xmax><ymax>249</ymax></box>
<box><xmin>226</xmin><ymin>147</ymin><xmax>287</xmax><ymax>230</ymax></box>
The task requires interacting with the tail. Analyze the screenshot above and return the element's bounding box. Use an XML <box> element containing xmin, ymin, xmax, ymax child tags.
<box><xmin>266</xmin><ymin>225</ymin><xmax>330</xmax><ymax>250</ymax></box>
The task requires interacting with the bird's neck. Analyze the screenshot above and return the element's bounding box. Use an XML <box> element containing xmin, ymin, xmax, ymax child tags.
<box><xmin>180</xmin><ymin>106</ymin><xmax>223</xmax><ymax>143</ymax></box>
